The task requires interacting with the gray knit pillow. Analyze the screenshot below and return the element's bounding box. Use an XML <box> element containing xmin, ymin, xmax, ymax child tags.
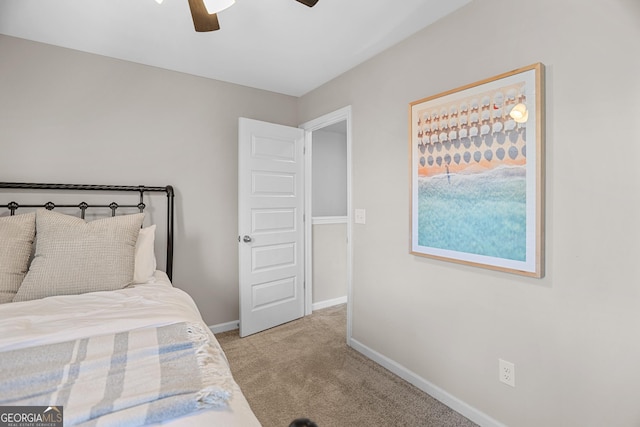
<box><xmin>0</xmin><ymin>213</ymin><xmax>36</xmax><ymax>303</ymax></box>
<box><xmin>13</xmin><ymin>210</ymin><xmax>144</xmax><ymax>302</ymax></box>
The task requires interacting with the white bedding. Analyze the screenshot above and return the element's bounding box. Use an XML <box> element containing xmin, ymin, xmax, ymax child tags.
<box><xmin>0</xmin><ymin>271</ymin><xmax>261</xmax><ymax>427</ymax></box>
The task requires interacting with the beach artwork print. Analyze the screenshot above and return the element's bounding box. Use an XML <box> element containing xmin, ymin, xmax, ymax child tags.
<box><xmin>409</xmin><ymin>63</ymin><xmax>544</xmax><ymax>277</ymax></box>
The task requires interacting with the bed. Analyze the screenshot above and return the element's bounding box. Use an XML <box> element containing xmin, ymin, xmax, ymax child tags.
<box><xmin>0</xmin><ymin>182</ymin><xmax>261</xmax><ymax>427</ymax></box>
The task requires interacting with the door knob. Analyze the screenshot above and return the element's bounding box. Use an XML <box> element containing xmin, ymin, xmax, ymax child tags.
<box><xmin>243</xmin><ymin>235</ymin><xmax>252</xmax><ymax>243</ymax></box>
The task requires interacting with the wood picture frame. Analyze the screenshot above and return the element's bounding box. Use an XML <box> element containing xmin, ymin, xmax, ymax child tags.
<box><xmin>409</xmin><ymin>63</ymin><xmax>545</xmax><ymax>277</ymax></box>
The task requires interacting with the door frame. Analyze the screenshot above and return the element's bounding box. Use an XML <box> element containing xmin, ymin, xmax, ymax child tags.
<box><xmin>299</xmin><ymin>105</ymin><xmax>353</xmax><ymax>344</ymax></box>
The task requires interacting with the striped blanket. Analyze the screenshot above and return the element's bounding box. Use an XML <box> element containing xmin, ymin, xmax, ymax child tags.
<box><xmin>0</xmin><ymin>322</ymin><xmax>233</xmax><ymax>426</ymax></box>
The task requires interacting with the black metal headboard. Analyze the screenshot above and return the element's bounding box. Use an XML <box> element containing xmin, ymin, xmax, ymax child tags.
<box><xmin>0</xmin><ymin>182</ymin><xmax>174</xmax><ymax>280</ymax></box>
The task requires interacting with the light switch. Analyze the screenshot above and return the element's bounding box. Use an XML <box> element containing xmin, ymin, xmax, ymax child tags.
<box><xmin>354</xmin><ymin>209</ymin><xmax>366</xmax><ymax>224</ymax></box>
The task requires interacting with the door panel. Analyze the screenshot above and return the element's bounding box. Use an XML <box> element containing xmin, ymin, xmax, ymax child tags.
<box><xmin>252</xmin><ymin>172</ymin><xmax>296</xmax><ymax>195</ymax></box>
<box><xmin>239</xmin><ymin>117</ymin><xmax>305</xmax><ymax>337</ymax></box>
<box><xmin>252</xmin><ymin>209</ymin><xmax>296</xmax><ymax>233</ymax></box>
<box><xmin>252</xmin><ymin>277</ymin><xmax>297</xmax><ymax>308</ymax></box>
<box><xmin>252</xmin><ymin>136</ymin><xmax>296</xmax><ymax>160</ymax></box>
<box><xmin>252</xmin><ymin>243</ymin><xmax>297</xmax><ymax>271</ymax></box>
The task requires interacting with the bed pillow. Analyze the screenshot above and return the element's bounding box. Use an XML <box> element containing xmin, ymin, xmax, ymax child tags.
<box><xmin>133</xmin><ymin>224</ymin><xmax>157</xmax><ymax>284</ymax></box>
<box><xmin>13</xmin><ymin>210</ymin><xmax>145</xmax><ymax>302</ymax></box>
<box><xmin>0</xmin><ymin>213</ymin><xmax>36</xmax><ymax>303</ymax></box>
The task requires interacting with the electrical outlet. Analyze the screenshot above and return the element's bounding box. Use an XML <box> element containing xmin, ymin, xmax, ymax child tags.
<box><xmin>499</xmin><ymin>359</ymin><xmax>515</xmax><ymax>387</ymax></box>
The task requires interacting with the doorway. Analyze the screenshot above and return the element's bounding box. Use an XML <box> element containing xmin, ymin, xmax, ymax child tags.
<box><xmin>238</xmin><ymin>107</ymin><xmax>352</xmax><ymax>340</ymax></box>
<box><xmin>300</xmin><ymin>106</ymin><xmax>353</xmax><ymax>344</ymax></box>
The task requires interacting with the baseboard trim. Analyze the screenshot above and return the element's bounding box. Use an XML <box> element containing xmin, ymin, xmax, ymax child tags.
<box><xmin>209</xmin><ymin>320</ymin><xmax>239</xmax><ymax>334</ymax></box>
<box><xmin>210</xmin><ymin>296</ymin><xmax>348</xmax><ymax>333</ymax></box>
<box><xmin>312</xmin><ymin>296</ymin><xmax>347</xmax><ymax>311</ymax></box>
<box><xmin>349</xmin><ymin>339</ymin><xmax>506</xmax><ymax>427</ymax></box>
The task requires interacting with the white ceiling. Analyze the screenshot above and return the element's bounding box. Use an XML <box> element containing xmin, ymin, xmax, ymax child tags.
<box><xmin>0</xmin><ymin>0</ymin><xmax>470</xmax><ymax>97</ymax></box>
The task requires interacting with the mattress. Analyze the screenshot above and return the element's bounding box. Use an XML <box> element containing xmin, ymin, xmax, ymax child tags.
<box><xmin>0</xmin><ymin>271</ymin><xmax>261</xmax><ymax>427</ymax></box>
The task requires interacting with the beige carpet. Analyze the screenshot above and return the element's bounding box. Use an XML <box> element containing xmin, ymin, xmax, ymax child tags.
<box><xmin>216</xmin><ymin>305</ymin><xmax>478</xmax><ymax>427</ymax></box>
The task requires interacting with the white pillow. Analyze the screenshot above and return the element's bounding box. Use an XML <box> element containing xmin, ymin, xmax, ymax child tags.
<box><xmin>0</xmin><ymin>213</ymin><xmax>36</xmax><ymax>303</ymax></box>
<box><xmin>133</xmin><ymin>224</ymin><xmax>157</xmax><ymax>284</ymax></box>
<box><xmin>13</xmin><ymin>210</ymin><xmax>144</xmax><ymax>302</ymax></box>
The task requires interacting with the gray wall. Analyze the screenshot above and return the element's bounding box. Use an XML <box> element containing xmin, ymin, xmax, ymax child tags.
<box><xmin>0</xmin><ymin>35</ymin><xmax>298</xmax><ymax>326</ymax></box>
<box><xmin>311</xmin><ymin>128</ymin><xmax>348</xmax><ymax>305</ymax></box>
<box><xmin>312</xmin><ymin>129</ymin><xmax>347</xmax><ymax>217</ymax></box>
<box><xmin>298</xmin><ymin>0</ymin><xmax>640</xmax><ymax>426</ymax></box>
<box><xmin>312</xmin><ymin>223</ymin><xmax>347</xmax><ymax>304</ymax></box>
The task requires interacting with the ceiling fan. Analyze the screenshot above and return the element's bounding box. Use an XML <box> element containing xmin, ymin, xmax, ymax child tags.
<box><xmin>187</xmin><ymin>0</ymin><xmax>319</xmax><ymax>32</ymax></box>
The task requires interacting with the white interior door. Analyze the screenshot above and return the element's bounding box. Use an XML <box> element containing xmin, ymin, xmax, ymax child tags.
<box><xmin>238</xmin><ymin>117</ymin><xmax>305</xmax><ymax>337</ymax></box>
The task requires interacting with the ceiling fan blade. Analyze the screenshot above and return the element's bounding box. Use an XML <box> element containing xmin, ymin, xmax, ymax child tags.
<box><xmin>296</xmin><ymin>0</ymin><xmax>319</xmax><ymax>7</ymax></box>
<box><xmin>188</xmin><ymin>0</ymin><xmax>220</xmax><ymax>32</ymax></box>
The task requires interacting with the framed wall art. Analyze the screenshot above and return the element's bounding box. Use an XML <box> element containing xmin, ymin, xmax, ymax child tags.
<box><xmin>409</xmin><ymin>63</ymin><xmax>545</xmax><ymax>277</ymax></box>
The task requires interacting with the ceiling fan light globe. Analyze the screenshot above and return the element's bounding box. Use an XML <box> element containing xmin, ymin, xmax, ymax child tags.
<box><xmin>203</xmin><ymin>0</ymin><xmax>235</xmax><ymax>14</ymax></box>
